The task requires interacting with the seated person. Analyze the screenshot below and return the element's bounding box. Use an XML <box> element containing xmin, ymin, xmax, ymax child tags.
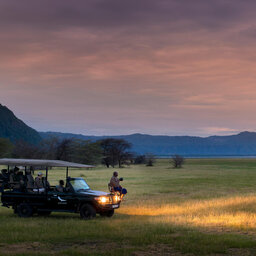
<box><xmin>33</xmin><ymin>172</ymin><xmax>45</xmax><ymax>193</ymax></box>
<box><xmin>42</xmin><ymin>176</ymin><xmax>50</xmax><ymax>190</ymax></box>
<box><xmin>10</xmin><ymin>167</ymin><xmax>21</xmax><ymax>191</ymax></box>
<box><xmin>17</xmin><ymin>170</ymin><xmax>26</xmax><ymax>191</ymax></box>
<box><xmin>56</xmin><ymin>180</ymin><xmax>65</xmax><ymax>192</ymax></box>
<box><xmin>1</xmin><ymin>169</ymin><xmax>9</xmax><ymax>182</ymax></box>
<box><xmin>25</xmin><ymin>168</ymin><xmax>34</xmax><ymax>191</ymax></box>
<box><xmin>109</xmin><ymin>171</ymin><xmax>127</xmax><ymax>196</ymax></box>
<box><xmin>0</xmin><ymin>169</ymin><xmax>8</xmax><ymax>191</ymax></box>
<box><xmin>0</xmin><ymin>170</ymin><xmax>5</xmax><ymax>192</ymax></box>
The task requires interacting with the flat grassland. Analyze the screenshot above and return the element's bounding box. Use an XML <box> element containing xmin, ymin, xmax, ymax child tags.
<box><xmin>1</xmin><ymin>159</ymin><xmax>256</xmax><ymax>255</ymax></box>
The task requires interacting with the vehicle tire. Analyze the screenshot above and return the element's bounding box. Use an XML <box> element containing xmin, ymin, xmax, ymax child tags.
<box><xmin>80</xmin><ymin>204</ymin><xmax>96</xmax><ymax>220</ymax></box>
<box><xmin>100</xmin><ymin>209</ymin><xmax>114</xmax><ymax>218</ymax></box>
<box><xmin>17</xmin><ymin>203</ymin><xmax>33</xmax><ymax>218</ymax></box>
<box><xmin>37</xmin><ymin>210</ymin><xmax>51</xmax><ymax>216</ymax></box>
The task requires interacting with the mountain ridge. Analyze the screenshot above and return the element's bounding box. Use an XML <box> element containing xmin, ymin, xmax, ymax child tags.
<box><xmin>0</xmin><ymin>104</ymin><xmax>42</xmax><ymax>145</ymax></box>
<box><xmin>39</xmin><ymin>131</ymin><xmax>256</xmax><ymax>156</ymax></box>
<box><xmin>1</xmin><ymin>103</ymin><xmax>256</xmax><ymax>156</ymax></box>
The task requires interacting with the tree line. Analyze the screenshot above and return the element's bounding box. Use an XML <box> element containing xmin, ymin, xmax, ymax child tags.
<box><xmin>0</xmin><ymin>137</ymin><xmax>145</xmax><ymax>167</ymax></box>
<box><xmin>0</xmin><ymin>137</ymin><xmax>184</xmax><ymax>168</ymax></box>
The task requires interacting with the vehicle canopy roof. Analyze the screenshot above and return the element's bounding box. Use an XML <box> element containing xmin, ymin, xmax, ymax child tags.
<box><xmin>0</xmin><ymin>158</ymin><xmax>94</xmax><ymax>168</ymax></box>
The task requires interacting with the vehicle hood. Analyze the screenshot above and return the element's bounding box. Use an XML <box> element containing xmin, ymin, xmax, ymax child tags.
<box><xmin>78</xmin><ymin>190</ymin><xmax>109</xmax><ymax>196</ymax></box>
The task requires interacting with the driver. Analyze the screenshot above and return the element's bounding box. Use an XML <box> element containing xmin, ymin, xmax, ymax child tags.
<box><xmin>109</xmin><ymin>171</ymin><xmax>127</xmax><ymax>196</ymax></box>
<box><xmin>56</xmin><ymin>180</ymin><xmax>65</xmax><ymax>192</ymax></box>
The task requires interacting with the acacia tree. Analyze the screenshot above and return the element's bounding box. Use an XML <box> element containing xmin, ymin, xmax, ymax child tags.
<box><xmin>145</xmin><ymin>153</ymin><xmax>156</xmax><ymax>166</ymax></box>
<box><xmin>39</xmin><ymin>136</ymin><xmax>60</xmax><ymax>159</ymax></box>
<box><xmin>100</xmin><ymin>138</ymin><xmax>132</xmax><ymax>168</ymax></box>
<box><xmin>48</xmin><ymin>138</ymin><xmax>102</xmax><ymax>165</ymax></box>
<box><xmin>171</xmin><ymin>155</ymin><xmax>185</xmax><ymax>168</ymax></box>
<box><xmin>56</xmin><ymin>138</ymin><xmax>74</xmax><ymax>161</ymax></box>
<box><xmin>70</xmin><ymin>140</ymin><xmax>102</xmax><ymax>165</ymax></box>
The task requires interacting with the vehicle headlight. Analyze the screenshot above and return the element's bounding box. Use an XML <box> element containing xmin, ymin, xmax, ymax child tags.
<box><xmin>96</xmin><ymin>196</ymin><xmax>110</xmax><ymax>204</ymax></box>
<box><xmin>101</xmin><ymin>197</ymin><xmax>107</xmax><ymax>203</ymax></box>
<box><xmin>113</xmin><ymin>195</ymin><xmax>121</xmax><ymax>203</ymax></box>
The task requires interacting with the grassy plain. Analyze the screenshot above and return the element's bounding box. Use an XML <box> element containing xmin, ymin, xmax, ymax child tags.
<box><xmin>1</xmin><ymin>159</ymin><xmax>256</xmax><ymax>255</ymax></box>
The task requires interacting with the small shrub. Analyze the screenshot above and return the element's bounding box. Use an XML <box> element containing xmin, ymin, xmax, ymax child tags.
<box><xmin>171</xmin><ymin>155</ymin><xmax>185</xmax><ymax>168</ymax></box>
<box><xmin>134</xmin><ymin>155</ymin><xmax>146</xmax><ymax>164</ymax></box>
<box><xmin>146</xmin><ymin>153</ymin><xmax>156</xmax><ymax>166</ymax></box>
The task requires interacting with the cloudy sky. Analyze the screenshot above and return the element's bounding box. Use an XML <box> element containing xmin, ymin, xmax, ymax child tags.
<box><xmin>1</xmin><ymin>0</ymin><xmax>256</xmax><ymax>136</ymax></box>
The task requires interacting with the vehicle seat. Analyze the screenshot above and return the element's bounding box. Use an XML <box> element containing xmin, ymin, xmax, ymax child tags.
<box><xmin>26</xmin><ymin>174</ymin><xmax>34</xmax><ymax>190</ymax></box>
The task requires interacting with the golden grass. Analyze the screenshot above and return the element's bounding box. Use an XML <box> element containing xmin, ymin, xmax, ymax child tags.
<box><xmin>119</xmin><ymin>195</ymin><xmax>256</xmax><ymax>231</ymax></box>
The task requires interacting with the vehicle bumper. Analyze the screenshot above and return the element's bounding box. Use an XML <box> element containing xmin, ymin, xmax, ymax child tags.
<box><xmin>95</xmin><ymin>203</ymin><xmax>120</xmax><ymax>212</ymax></box>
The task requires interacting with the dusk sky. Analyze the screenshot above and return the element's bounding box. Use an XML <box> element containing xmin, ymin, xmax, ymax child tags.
<box><xmin>1</xmin><ymin>0</ymin><xmax>256</xmax><ymax>136</ymax></box>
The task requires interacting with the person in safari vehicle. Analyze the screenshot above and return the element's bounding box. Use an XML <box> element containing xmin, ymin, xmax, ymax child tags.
<box><xmin>109</xmin><ymin>171</ymin><xmax>127</xmax><ymax>197</ymax></box>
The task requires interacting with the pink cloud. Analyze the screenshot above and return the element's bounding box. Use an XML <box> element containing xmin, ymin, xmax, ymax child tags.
<box><xmin>1</xmin><ymin>1</ymin><xmax>256</xmax><ymax>135</ymax></box>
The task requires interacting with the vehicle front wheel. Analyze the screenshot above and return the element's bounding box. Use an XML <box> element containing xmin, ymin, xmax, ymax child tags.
<box><xmin>100</xmin><ymin>209</ymin><xmax>114</xmax><ymax>218</ymax></box>
<box><xmin>80</xmin><ymin>204</ymin><xmax>96</xmax><ymax>220</ymax></box>
<box><xmin>17</xmin><ymin>203</ymin><xmax>33</xmax><ymax>218</ymax></box>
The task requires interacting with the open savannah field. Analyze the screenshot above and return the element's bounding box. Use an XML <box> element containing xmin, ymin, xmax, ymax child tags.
<box><xmin>1</xmin><ymin>159</ymin><xmax>256</xmax><ymax>255</ymax></box>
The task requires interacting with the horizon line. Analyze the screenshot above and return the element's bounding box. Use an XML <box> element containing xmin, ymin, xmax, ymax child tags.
<box><xmin>39</xmin><ymin>130</ymin><xmax>255</xmax><ymax>138</ymax></box>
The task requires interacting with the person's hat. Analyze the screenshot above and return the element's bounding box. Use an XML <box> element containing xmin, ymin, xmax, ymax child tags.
<box><xmin>38</xmin><ymin>172</ymin><xmax>43</xmax><ymax>176</ymax></box>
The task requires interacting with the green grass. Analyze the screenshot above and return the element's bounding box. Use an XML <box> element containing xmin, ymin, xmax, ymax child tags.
<box><xmin>1</xmin><ymin>159</ymin><xmax>256</xmax><ymax>255</ymax></box>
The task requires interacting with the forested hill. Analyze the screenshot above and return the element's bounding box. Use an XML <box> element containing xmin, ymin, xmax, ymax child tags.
<box><xmin>39</xmin><ymin>131</ymin><xmax>256</xmax><ymax>156</ymax></box>
<box><xmin>0</xmin><ymin>104</ymin><xmax>42</xmax><ymax>145</ymax></box>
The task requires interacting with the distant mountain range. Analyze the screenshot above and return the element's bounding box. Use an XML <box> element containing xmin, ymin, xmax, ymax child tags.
<box><xmin>1</xmin><ymin>103</ymin><xmax>256</xmax><ymax>156</ymax></box>
<box><xmin>40</xmin><ymin>131</ymin><xmax>256</xmax><ymax>156</ymax></box>
<box><xmin>0</xmin><ymin>104</ymin><xmax>41</xmax><ymax>145</ymax></box>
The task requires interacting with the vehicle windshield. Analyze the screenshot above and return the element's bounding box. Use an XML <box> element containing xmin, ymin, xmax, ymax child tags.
<box><xmin>69</xmin><ymin>179</ymin><xmax>90</xmax><ymax>192</ymax></box>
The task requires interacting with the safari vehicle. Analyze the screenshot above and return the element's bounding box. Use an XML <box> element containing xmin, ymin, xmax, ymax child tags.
<box><xmin>0</xmin><ymin>159</ymin><xmax>122</xmax><ymax>219</ymax></box>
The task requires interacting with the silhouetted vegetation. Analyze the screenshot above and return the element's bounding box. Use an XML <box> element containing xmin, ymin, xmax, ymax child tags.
<box><xmin>171</xmin><ymin>154</ymin><xmax>185</xmax><ymax>168</ymax></box>
<box><xmin>145</xmin><ymin>153</ymin><xmax>156</xmax><ymax>166</ymax></box>
<box><xmin>0</xmin><ymin>138</ymin><xmax>13</xmax><ymax>157</ymax></box>
<box><xmin>134</xmin><ymin>155</ymin><xmax>146</xmax><ymax>164</ymax></box>
<box><xmin>70</xmin><ymin>139</ymin><xmax>102</xmax><ymax>165</ymax></box>
<box><xmin>3</xmin><ymin>136</ymin><xmax>134</xmax><ymax>167</ymax></box>
<box><xmin>10</xmin><ymin>137</ymin><xmax>102</xmax><ymax>165</ymax></box>
<box><xmin>100</xmin><ymin>138</ymin><xmax>132</xmax><ymax>168</ymax></box>
<box><xmin>12</xmin><ymin>140</ymin><xmax>42</xmax><ymax>159</ymax></box>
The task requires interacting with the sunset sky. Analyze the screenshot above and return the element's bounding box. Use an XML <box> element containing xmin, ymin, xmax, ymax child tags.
<box><xmin>1</xmin><ymin>0</ymin><xmax>256</xmax><ymax>136</ymax></box>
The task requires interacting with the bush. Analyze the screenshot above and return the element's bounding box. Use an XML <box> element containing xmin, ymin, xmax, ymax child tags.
<box><xmin>145</xmin><ymin>153</ymin><xmax>156</xmax><ymax>166</ymax></box>
<box><xmin>134</xmin><ymin>155</ymin><xmax>146</xmax><ymax>164</ymax></box>
<box><xmin>171</xmin><ymin>155</ymin><xmax>185</xmax><ymax>168</ymax></box>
